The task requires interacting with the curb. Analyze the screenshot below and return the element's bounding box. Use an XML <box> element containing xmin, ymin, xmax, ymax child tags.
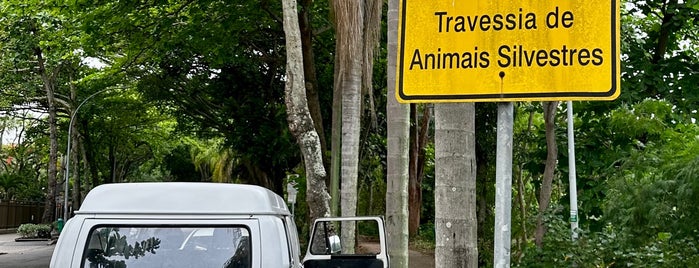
<box><xmin>0</xmin><ymin>229</ymin><xmax>17</xmax><ymax>235</ymax></box>
<box><xmin>15</xmin><ymin>238</ymin><xmax>51</xmax><ymax>242</ymax></box>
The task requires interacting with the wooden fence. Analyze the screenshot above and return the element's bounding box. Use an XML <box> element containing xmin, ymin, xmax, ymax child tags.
<box><xmin>0</xmin><ymin>200</ymin><xmax>44</xmax><ymax>229</ymax></box>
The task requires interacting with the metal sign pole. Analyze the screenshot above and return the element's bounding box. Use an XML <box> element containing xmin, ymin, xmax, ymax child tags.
<box><xmin>567</xmin><ymin>101</ymin><xmax>579</xmax><ymax>240</ymax></box>
<box><xmin>494</xmin><ymin>102</ymin><xmax>513</xmax><ymax>267</ymax></box>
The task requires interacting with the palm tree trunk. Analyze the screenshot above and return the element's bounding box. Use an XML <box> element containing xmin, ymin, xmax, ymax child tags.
<box><xmin>332</xmin><ymin>0</ymin><xmax>364</xmax><ymax>253</ymax></box>
<box><xmin>385</xmin><ymin>0</ymin><xmax>410</xmax><ymax>265</ymax></box>
<box><xmin>435</xmin><ymin>103</ymin><xmax>478</xmax><ymax>267</ymax></box>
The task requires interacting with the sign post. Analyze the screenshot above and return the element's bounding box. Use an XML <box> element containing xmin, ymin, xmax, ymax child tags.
<box><xmin>567</xmin><ymin>101</ymin><xmax>579</xmax><ymax>240</ymax></box>
<box><xmin>494</xmin><ymin>102</ymin><xmax>513</xmax><ymax>268</ymax></box>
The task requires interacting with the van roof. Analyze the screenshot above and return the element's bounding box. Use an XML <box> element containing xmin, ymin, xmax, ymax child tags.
<box><xmin>76</xmin><ymin>182</ymin><xmax>291</xmax><ymax>216</ymax></box>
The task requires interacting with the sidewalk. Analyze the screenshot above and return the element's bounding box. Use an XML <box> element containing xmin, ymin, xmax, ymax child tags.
<box><xmin>0</xmin><ymin>228</ymin><xmax>17</xmax><ymax>235</ymax></box>
<box><xmin>0</xmin><ymin>232</ymin><xmax>53</xmax><ymax>254</ymax></box>
<box><xmin>0</xmin><ymin>232</ymin><xmax>56</xmax><ymax>268</ymax></box>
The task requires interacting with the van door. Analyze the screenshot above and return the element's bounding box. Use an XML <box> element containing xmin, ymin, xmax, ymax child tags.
<box><xmin>302</xmin><ymin>216</ymin><xmax>389</xmax><ymax>268</ymax></box>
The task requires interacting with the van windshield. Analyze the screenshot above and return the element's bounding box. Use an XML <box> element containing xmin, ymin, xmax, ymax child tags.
<box><xmin>81</xmin><ymin>226</ymin><xmax>250</xmax><ymax>268</ymax></box>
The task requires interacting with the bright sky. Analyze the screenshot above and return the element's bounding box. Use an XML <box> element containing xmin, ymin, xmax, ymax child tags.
<box><xmin>2</xmin><ymin>129</ymin><xmax>18</xmax><ymax>144</ymax></box>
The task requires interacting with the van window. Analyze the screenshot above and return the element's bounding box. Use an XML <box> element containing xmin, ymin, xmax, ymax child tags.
<box><xmin>81</xmin><ymin>226</ymin><xmax>250</xmax><ymax>268</ymax></box>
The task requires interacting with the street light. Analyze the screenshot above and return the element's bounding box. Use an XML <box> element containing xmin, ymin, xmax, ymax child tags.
<box><xmin>63</xmin><ymin>87</ymin><xmax>123</xmax><ymax>221</ymax></box>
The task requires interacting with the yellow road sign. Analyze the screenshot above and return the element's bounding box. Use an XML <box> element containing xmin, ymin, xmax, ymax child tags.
<box><xmin>396</xmin><ymin>0</ymin><xmax>620</xmax><ymax>102</ymax></box>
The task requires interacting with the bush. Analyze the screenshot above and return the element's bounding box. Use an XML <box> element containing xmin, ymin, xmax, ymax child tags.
<box><xmin>515</xmin><ymin>217</ymin><xmax>699</xmax><ymax>267</ymax></box>
<box><xmin>17</xmin><ymin>223</ymin><xmax>52</xmax><ymax>239</ymax></box>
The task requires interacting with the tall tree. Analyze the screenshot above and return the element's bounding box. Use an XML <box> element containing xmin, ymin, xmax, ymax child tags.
<box><xmin>0</xmin><ymin>2</ymin><xmax>76</xmax><ymax>223</ymax></box>
<box><xmin>332</xmin><ymin>0</ymin><xmax>381</xmax><ymax>252</ymax></box>
<box><xmin>435</xmin><ymin>103</ymin><xmax>477</xmax><ymax>267</ymax></box>
<box><xmin>385</xmin><ymin>0</ymin><xmax>410</xmax><ymax>265</ymax></box>
<box><xmin>333</xmin><ymin>0</ymin><xmax>364</xmax><ymax>252</ymax></box>
<box><xmin>535</xmin><ymin>101</ymin><xmax>559</xmax><ymax>247</ymax></box>
<box><xmin>74</xmin><ymin>0</ymin><xmax>300</xmax><ymax>194</ymax></box>
<box><xmin>409</xmin><ymin>104</ymin><xmax>431</xmax><ymax>237</ymax></box>
<box><xmin>282</xmin><ymin>0</ymin><xmax>331</xmax><ymax>223</ymax></box>
<box><xmin>298</xmin><ymin>0</ymin><xmax>328</xmax><ymax>167</ymax></box>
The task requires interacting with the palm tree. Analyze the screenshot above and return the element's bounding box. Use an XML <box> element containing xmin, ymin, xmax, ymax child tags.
<box><xmin>331</xmin><ymin>0</ymin><xmax>381</xmax><ymax>252</ymax></box>
<box><xmin>191</xmin><ymin>139</ymin><xmax>234</xmax><ymax>182</ymax></box>
<box><xmin>333</xmin><ymin>0</ymin><xmax>363</xmax><ymax>252</ymax></box>
<box><xmin>385</xmin><ymin>0</ymin><xmax>410</xmax><ymax>265</ymax></box>
<box><xmin>434</xmin><ymin>103</ymin><xmax>478</xmax><ymax>267</ymax></box>
<box><xmin>0</xmin><ymin>172</ymin><xmax>24</xmax><ymax>200</ymax></box>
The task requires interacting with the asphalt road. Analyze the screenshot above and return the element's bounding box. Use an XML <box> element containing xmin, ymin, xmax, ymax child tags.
<box><xmin>0</xmin><ymin>233</ymin><xmax>55</xmax><ymax>268</ymax></box>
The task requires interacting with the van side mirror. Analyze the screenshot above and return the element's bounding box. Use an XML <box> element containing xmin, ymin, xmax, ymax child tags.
<box><xmin>328</xmin><ymin>235</ymin><xmax>341</xmax><ymax>254</ymax></box>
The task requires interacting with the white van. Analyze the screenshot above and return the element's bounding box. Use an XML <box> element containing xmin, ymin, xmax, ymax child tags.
<box><xmin>49</xmin><ymin>182</ymin><xmax>388</xmax><ymax>268</ymax></box>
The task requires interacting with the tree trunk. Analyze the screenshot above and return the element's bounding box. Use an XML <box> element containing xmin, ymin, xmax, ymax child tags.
<box><xmin>435</xmin><ymin>103</ymin><xmax>478</xmax><ymax>268</ymax></box>
<box><xmin>385</xmin><ymin>0</ymin><xmax>410</xmax><ymax>265</ymax></box>
<box><xmin>416</xmin><ymin>105</ymin><xmax>431</xmax><ymax>187</ymax></box>
<box><xmin>535</xmin><ymin>101</ymin><xmax>559</xmax><ymax>248</ymax></box>
<box><xmin>651</xmin><ymin>0</ymin><xmax>677</xmax><ymax>65</ymax></box>
<box><xmin>108</xmin><ymin>143</ymin><xmax>116</xmax><ymax>184</ymax></box>
<box><xmin>333</xmin><ymin>0</ymin><xmax>364</xmax><ymax>253</ymax></box>
<box><xmin>70</xmin><ymin>118</ymin><xmax>81</xmax><ymax>212</ymax></box>
<box><xmin>298</xmin><ymin>0</ymin><xmax>327</xmax><ymax>166</ymax></box>
<box><xmin>330</xmin><ymin>76</ymin><xmax>342</xmax><ymax>216</ymax></box>
<box><xmin>362</xmin><ymin>0</ymin><xmax>381</xmax><ymax>132</ymax></box>
<box><xmin>82</xmin><ymin>119</ymin><xmax>100</xmax><ymax>189</ymax></box>
<box><xmin>281</xmin><ymin>0</ymin><xmax>331</xmax><ymax>225</ymax></box>
<box><xmin>80</xmin><ymin>140</ymin><xmax>89</xmax><ymax>203</ymax></box>
<box><xmin>516</xmin><ymin>109</ymin><xmax>534</xmax><ymax>257</ymax></box>
<box><xmin>409</xmin><ymin>104</ymin><xmax>431</xmax><ymax>237</ymax></box>
<box><xmin>35</xmin><ymin>47</ymin><xmax>59</xmax><ymax>224</ymax></box>
<box><xmin>69</xmin><ymin>77</ymin><xmax>82</xmax><ymax>213</ymax></box>
<box><xmin>409</xmin><ymin>104</ymin><xmax>420</xmax><ymax>237</ymax></box>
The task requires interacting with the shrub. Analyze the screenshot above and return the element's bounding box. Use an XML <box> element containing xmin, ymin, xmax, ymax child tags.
<box><xmin>515</xmin><ymin>217</ymin><xmax>699</xmax><ymax>267</ymax></box>
<box><xmin>17</xmin><ymin>223</ymin><xmax>52</xmax><ymax>238</ymax></box>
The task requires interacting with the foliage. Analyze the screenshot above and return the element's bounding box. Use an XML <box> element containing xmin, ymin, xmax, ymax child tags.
<box><xmin>357</xmin><ymin>132</ymin><xmax>387</xmax><ymax>217</ymax></box>
<box><xmin>0</xmin><ymin>132</ymin><xmax>47</xmax><ymax>201</ymax></box>
<box><xmin>514</xmin><ymin>99</ymin><xmax>699</xmax><ymax>266</ymax></box>
<box><xmin>620</xmin><ymin>0</ymin><xmax>699</xmax><ymax>113</ymax></box>
<box><xmin>604</xmin><ymin>99</ymin><xmax>699</xmax><ymax>243</ymax></box>
<box><xmin>517</xmin><ymin>215</ymin><xmax>699</xmax><ymax>267</ymax></box>
<box><xmin>17</xmin><ymin>223</ymin><xmax>52</xmax><ymax>238</ymax></box>
<box><xmin>161</xmin><ymin>142</ymin><xmax>201</xmax><ymax>182</ymax></box>
<box><xmin>413</xmin><ymin>222</ymin><xmax>435</xmax><ymax>251</ymax></box>
<box><xmin>71</xmin><ymin>0</ymin><xmax>301</xmax><ymax>194</ymax></box>
<box><xmin>78</xmin><ymin>89</ymin><xmax>177</xmax><ymax>183</ymax></box>
<box><xmin>0</xmin><ymin>172</ymin><xmax>23</xmax><ymax>199</ymax></box>
<box><xmin>419</xmin><ymin>143</ymin><xmax>435</xmax><ymax>227</ymax></box>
